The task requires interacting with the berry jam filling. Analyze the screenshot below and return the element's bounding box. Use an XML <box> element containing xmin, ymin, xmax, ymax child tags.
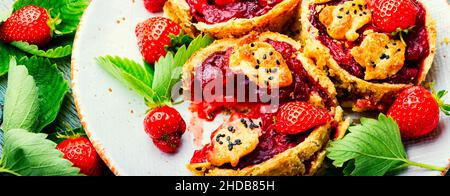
<box><xmin>190</xmin><ymin>110</ymin><xmax>312</xmax><ymax>169</ymax></box>
<box><xmin>189</xmin><ymin>40</ymin><xmax>334</xmax><ymax>121</ymax></box>
<box><xmin>309</xmin><ymin>0</ymin><xmax>429</xmax><ymax>84</ymax></box>
<box><xmin>186</xmin><ymin>0</ymin><xmax>284</xmax><ymax>24</ymax></box>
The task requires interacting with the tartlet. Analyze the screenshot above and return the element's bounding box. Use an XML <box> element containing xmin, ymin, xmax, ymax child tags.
<box><xmin>299</xmin><ymin>0</ymin><xmax>437</xmax><ymax>111</ymax></box>
<box><xmin>182</xmin><ymin>31</ymin><xmax>349</xmax><ymax>176</ymax></box>
<box><xmin>164</xmin><ymin>0</ymin><xmax>301</xmax><ymax>38</ymax></box>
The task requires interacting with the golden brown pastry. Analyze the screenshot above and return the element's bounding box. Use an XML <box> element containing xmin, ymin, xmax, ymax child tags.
<box><xmin>299</xmin><ymin>0</ymin><xmax>437</xmax><ymax>112</ymax></box>
<box><xmin>164</xmin><ymin>0</ymin><xmax>301</xmax><ymax>38</ymax></box>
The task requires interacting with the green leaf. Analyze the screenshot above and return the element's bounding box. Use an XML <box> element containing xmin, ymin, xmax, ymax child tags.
<box><xmin>1</xmin><ymin>58</ymin><xmax>39</xmax><ymax>132</ymax></box>
<box><xmin>327</xmin><ymin>114</ymin><xmax>408</xmax><ymax>176</ymax></box>
<box><xmin>152</xmin><ymin>34</ymin><xmax>214</xmax><ymax>102</ymax></box>
<box><xmin>0</xmin><ymin>129</ymin><xmax>4</xmax><ymax>158</ymax></box>
<box><xmin>11</xmin><ymin>41</ymin><xmax>72</xmax><ymax>58</ymax></box>
<box><xmin>96</xmin><ymin>56</ymin><xmax>158</xmax><ymax>103</ymax></box>
<box><xmin>18</xmin><ymin>56</ymin><xmax>69</xmax><ymax>132</ymax></box>
<box><xmin>327</xmin><ymin>114</ymin><xmax>445</xmax><ymax>176</ymax></box>
<box><xmin>0</xmin><ymin>128</ymin><xmax>81</xmax><ymax>176</ymax></box>
<box><xmin>0</xmin><ymin>42</ymin><xmax>27</xmax><ymax>76</ymax></box>
<box><xmin>164</xmin><ymin>31</ymin><xmax>194</xmax><ymax>55</ymax></box>
<box><xmin>13</xmin><ymin>0</ymin><xmax>89</xmax><ymax>35</ymax></box>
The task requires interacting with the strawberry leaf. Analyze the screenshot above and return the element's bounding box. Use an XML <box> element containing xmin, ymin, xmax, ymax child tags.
<box><xmin>327</xmin><ymin>114</ymin><xmax>445</xmax><ymax>176</ymax></box>
<box><xmin>164</xmin><ymin>31</ymin><xmax>193</xmax><ymax>55</ymax></box>
<box><xmin>96</xmin><ymin>56</ymin><xmax>159</xmax><ymax>104</ymax></box>
<box><xmin>0</xmin><ymin>128</ymin><xmax>81</xmax><ymax>176</ymax></box>
<box><xmin>11</xmin><ymin>41</ymin><xmax>72</xmax><ymax>58</ymax></box>
<box><xmin>13</xmin><ymin>0</ymin><xmax>89</xmax><ymax>35</ymax></box>
<box><xmin>152</xmin><ymin>34</ymin><xmax>214</xmax><ymax>103</ymax></box>
<box><xmin>1</xmin><ymin>58</ymin><xmax>39</xmax><ymax>132</ymax></box>
<box><xmin>0</xmin><ymin>42</ymin><xmax>27</xmax><ymax>77</ymax></box>
<box><xmin>17</xmin><ymin>56</ymin><xmax>69</xmax><ymax>132</ymax></box>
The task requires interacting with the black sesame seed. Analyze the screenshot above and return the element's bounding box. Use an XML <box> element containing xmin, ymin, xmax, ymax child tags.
<box><xmin>268</xmin><ymin>76</ymin><xmax>274</xmax><ymax>80</ymax></box>
<box><xmin>255</xmin><ymin>65</ymin><xmax>260</xmax><ymax>69</ymax></box>
<box><xmin>359</xmin><ymin>14</ymin><xmax>363</xmax><ymax>16</ymax></box>
<box><xmin>397</xmin><ymin>48</ymin><xmax>401</xmax><ymax>52</ymax></box>
<box><xmin>228</xmin><ymin>144</ymin><xmax>233</xmax><ymax>151</ymax></box>
<box><xmin>265</xmin><ymin>81</ymin><xmax>269</xmax><ymax>86</ymax></box>
<box><xmin>352</xmin><ymin>3</ymin><xmax>355</xmax><ymax>6</ymax></box>
<box><xmin>276</xmin><ymin>60</ymin><xmax>281</xmax><ymax>65</ymax></box>
<box><xmin>272</xmin><ymin>68</ymin><xmax>278</xmax><ymax>73</ymax></box>
<box><xmin>363</xmin><ymin>11</ymin><xmax>367</xmax><ymax>15</ymax></box>
<box><xmin>256</xmin><ymin>59</ymin><xmax>260</xmax><ymax>64</ymax></box>
<box><xmin>339</xmin><ymin>7</ymin><xmax>344</xmax><ymax>11</ymax></box>
<box><xmin>358</xmin><ymin>4</ymin><xmax>363</xmax><ymax>10</ymax></box>
<box><xmin>354</xmin><ymin>10</ymin><xmax>357</xmax><ymax>14</ymax></box>
<box><xmin>364</xmin><ymin>4</ymin><xmax>367</xmax><ymax>9</ymax></box>
<box><xmin>385</xmin><ymin>45</ymin><xmax>389</xmax><ymax>49</ymax></box>
<box><xmin>337</xmin><ymin>15</ymin><xmax>343</xmax><ymax>19</ymax></box>
<box><xmin>219</xmin><ymin>141</ymin><xmax>223</xmax><ymax>145</ymax></box>
<box><xmin>252</xmin><ymin>52</ymin><xmax>255</xmax><ymax>56</ymax></box>
<box><xmin>228</xmin><ymin>126</ymin><xmax>234</xmax><ymax>132</ymax></box>
<box><xmin>263</xmin><ymin>54</ymin><xmax>267</xmax><ymax>59</ymax></box>
<box><xmin>380</xmin><ymin>53</ymin><xmax>389</xmax><ymax>60</ymax></box>
<box><xmin>241</xmin><ymin>118</ymin><xmax>246</xmax><ymax>124</ymax></box>
<box><xmin>234</xmin><ymin>139</ymin><xmax>242</xmax><ymax>145</ymax></box>
<box><xmin>226</xmin><ymin>136</ymin><xmax>231</xmax><ymax>141</ymax></box>
<box><xmin>393</xmin><ymin>42</ymin><xmax>397</xmax><ymax>46</ymax></box>
<box><xmin>269</xmin><ymin>51</ymin><xmax>273</xmax><ymax>56</ymax></box>
<box><xmin>346</xmin><ymin>10</ymin><xmax>350</xmax><ymax>15</ymax></box>
<box><xmin>250</xmin><ymin>43</ymin><xmax>255</xmax><ymax>47</ymax></box>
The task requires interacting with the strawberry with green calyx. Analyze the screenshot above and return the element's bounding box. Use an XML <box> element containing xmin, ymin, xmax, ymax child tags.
<box><xmin>164</xmin><ymin>31</ymin><xmax>193</xmax><ymax>55</ymax></box>
<box><xmin>56</xmin><ymin>129</ymin><xmax>104</xmax><ymax>176</ymax></box>
<box><xmin>369</xmin><ymin>0</ymin><xmax>418</xmax><ymax>44</ymax></box>
<box><xmin>387</xmin><ymin>86</ymin><xmax>450</xmax><ymax>139</ymax></box>
<box><xmin>135</xmin><ymin>17</ymin><xmax>181</xmax><ymax>65</ymax></box>
<box><xmin>0</xmin><ymin>5</ymin><xmax>61</xmax><ymax>47</ymax></box>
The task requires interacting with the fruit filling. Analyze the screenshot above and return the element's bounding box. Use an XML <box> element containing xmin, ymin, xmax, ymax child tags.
<box><xmin>189</xmin><ymin>40</ymin><xmax>334</xmax><ymax>121</ymax></box>
<box><xmin>190</xmin><ymin>111</ymin><xmax>316</xmax><ymax>168</ymax></box>
<box><xmin>309</xmin><ymin>0</ymin><xmax>430</xmax><ymax>84</ymax></box>
<box><xmin>186</xmin><ymin>0</ymin><xmax>284</xmax><ymax>24</ymax></box>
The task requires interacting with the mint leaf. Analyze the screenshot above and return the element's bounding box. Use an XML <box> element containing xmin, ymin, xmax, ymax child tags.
<box><xmin>0</xmin><ymin>42</ymin><xmax>27</xmax><ymax>77</ymax></box>
<box><xmin>18</xmin><ymin>56</ymin><xmax>69</xmax><ymax>132</ymax></box>
<box><xmin>152</xmin><ymin>34</ymin><xmax>214</xmax><ymax>102</ymax></box>
<box><xmin>96</xmin><ymin>56</ymin><xmax>158</xmax><ymax>103</ymax></box>
<box><xmin>13</xmin><ymin>0</ymin><xmax>89</xmax><ymax>35</ymax></box>
<box><xmin>0</xmin><ymin>129</ymin><xmax>81</xmax><ymax>176</ymax></box>
<box><xmin>1</xmin><ymin>58</ymin><xmax>39</xmax><ymax>132</ymax></box>
<box><xmin>327</xmin><ymin>114</ymin><xmax>445</xmax><ymax>176</ymax></box>
<box><xmin>11</xmin><ymin>41</ymin><xmax>72</xmax><ymax>58</ymax></box>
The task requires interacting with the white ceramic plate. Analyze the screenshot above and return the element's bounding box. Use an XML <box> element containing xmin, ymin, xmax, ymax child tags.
<box><xmin>72</xmin><ymin>0</ymin><xmax>450</xmax><ymax>176</ymax></box>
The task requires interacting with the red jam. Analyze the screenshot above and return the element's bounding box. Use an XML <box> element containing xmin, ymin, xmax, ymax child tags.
<box><xmin>190</xmin><ymin>109</ymin><xmax>311</xmax><ymax>168</ymax></box>
<box><xmin>186</xmin><ymin>0</ymin><xmax>284</xmax><ymax>24</ymax></box>
<box><xmin>189</xmin><ymin>40</ymin><xmax>334</xmax><ymax>121</ymax></box>
<box><xmin>309</xmin><ymin>0</ymin><xmax>430</xmax><ymax>84</ymax></box>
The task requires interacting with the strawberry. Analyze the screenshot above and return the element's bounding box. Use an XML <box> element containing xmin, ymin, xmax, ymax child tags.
<box><xmin>369</xmin><ymin>0</ymin><xmax>418</xmax><ymax>34</ymax></box>
<box><xmin>135</xmin><ymin>17</ymin><xmax>181</xmax><ymax>64</ymax></box>
<box><xmin>144</xmin><ymin>106</ymin><xmax>186</xmax><ymax>153</ymax></box>
<box><xmin>275</xmin><ymin>102</ymin><xmax>331</xmax><ymax>135</ymax></box>
<box><xmin>387</xmin><ymin>86</ymin><xmax>450</xmax><ymax>139</ymax></box>
<box><xmin>143</xmin><ymin>0</ymin><xmax>167</xmax><ymax>13</ymax></box>
<box><xmin>57</xmin><ymin>137</ymin><xmax>104</xmax><ymax>176</ymax></box>
<box><xmin>0</xmin><ymin>5</ymin><xmax>57</xmax><ymax>47</ymax></box>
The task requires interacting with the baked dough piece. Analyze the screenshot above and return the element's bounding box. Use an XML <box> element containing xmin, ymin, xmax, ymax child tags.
<box><xmin>299</xmin><ymin>0</ymin><xmax>437</xmax><ymax>112</ymax></box>
<box><xmin>164</xmin><ymin>0</ymin><xmax>301</xmax><ymax>38</ymax></box>
<box><xmin>183</xmin><ymin>32</ymin><xmax>349</xmax><ymax>176</ymax></box>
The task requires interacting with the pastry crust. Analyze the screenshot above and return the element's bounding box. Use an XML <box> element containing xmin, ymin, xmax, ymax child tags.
<box><xmin>164</xmin><ymin>0</ymin><xmax>301</xmax><ymax>38</ymax></box>
<box><xmin>183</xmin><ymin>32</ymin><xmax>348</xmax><ymax>176</ymax></box>
<box><xmin>299</xmin><ymin>0</ymin><xmax>437</xmax><ymax>111</ymax></box>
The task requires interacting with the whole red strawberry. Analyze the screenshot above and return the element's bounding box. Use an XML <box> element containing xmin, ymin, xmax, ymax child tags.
<box><xmin>135</xmin><ymin>17</ymin><xmax>181</xmax><ymax>64</ymax></box>
<box><xmin>143</xmin><ymin>0</ymin><xmax>167</xmax><ymax>13</ymax></box>
<box><xmin>57</xmin><ymin>137</ymin><xmax>104</xmax><ymax>176</ymax></box>
<box><xmin>276</xmin><ymin>102</ymin><xmax>331</xmax><ymax>135</ymax></box>
<box><xmin>370</xmin><ymin>0</ymin><xmax>418</xmax><ymax>33</ymax></box>
<box><xmin>387</xmin><ymin>86</ymin><xmax>449</xmax><ymax>139</ymax></box>
<box><xmin>0</xmin><ymin>5</ymin><xmax>54</xmax><ymax>47</ymax></box>
<box><xmin>144</xmin><ymin>106</ymin><xmax>186</xmax><ymax>153</ymax></box>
